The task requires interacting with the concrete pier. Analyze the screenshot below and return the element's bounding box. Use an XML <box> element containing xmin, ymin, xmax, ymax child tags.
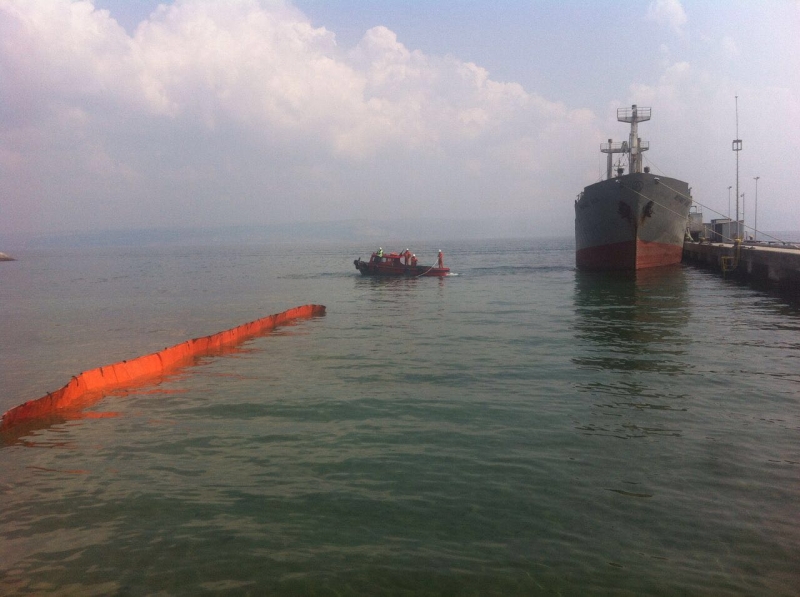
<box><xmin>683</xmin><ymin>240</ymin><xmax>800</xmax><ymax>296</ymax></box>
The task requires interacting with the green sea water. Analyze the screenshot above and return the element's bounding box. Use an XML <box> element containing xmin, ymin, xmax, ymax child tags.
<box><xmin>1</xmin><ymin>239</ymin><xmax>798</xmax><ymax>595</ymax></box>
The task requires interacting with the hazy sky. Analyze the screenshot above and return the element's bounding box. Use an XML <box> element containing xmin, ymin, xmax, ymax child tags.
<box><xmin>1</xmin><ymin>0</ymin><xmax>798</xmax><ymax>240</ymax></box>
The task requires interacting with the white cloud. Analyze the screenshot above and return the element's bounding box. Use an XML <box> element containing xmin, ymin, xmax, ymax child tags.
<box><xmin>646</xmin><ymin>0</ymin><xmax>688</xmax><ymax>33</ymax></box>
<box><xmin>1</xmin><ymin>0</ymin><xmax>795</xmax><ymax>238</ymax></box>
<box><xmin>0</xmin><ymin>0</ymin><xmax>599</xmax><ymax>235</ymax></box>
<box><xmin>720</xmin><ymin>35</ymin><xmax>738</xmax><ymax>59</ymax></box>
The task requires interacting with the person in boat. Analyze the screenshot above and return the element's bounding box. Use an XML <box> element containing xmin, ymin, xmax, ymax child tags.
<box><xmin>404</xmin><ymin>249</ymin><xmax>410</xmax><ymax>265</ymax></box>
<box><xmin>437</xmin><ymin>250</ymin><xmax>444</xmax><ymax>269</ymax></box>
<box><xmin>377</xmin><ymin>247</ymin><xmax>383</xmax><ymax>258</ymax></box>
<box><xmin>411</xmin><ymin>254</ymin><xmax>417</xmax><ymax>267</ymax></box>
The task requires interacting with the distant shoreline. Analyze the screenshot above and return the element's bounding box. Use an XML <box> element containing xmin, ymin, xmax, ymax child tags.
<box><xmin>0</xmin><ymin>220</ymin><xmax>571</xmax><ymax>250</ymax></box>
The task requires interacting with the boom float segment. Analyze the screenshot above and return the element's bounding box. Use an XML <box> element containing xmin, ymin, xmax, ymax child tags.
<box><xmin>0</xmin><ymin>304</ymin><xmax>326</xmax><ymax>431</ymax></box>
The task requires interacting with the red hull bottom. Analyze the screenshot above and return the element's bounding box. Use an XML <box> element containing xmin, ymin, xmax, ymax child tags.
<box><xmin>576</xmin><ymin>239</ymin><xmax>683</xmax><ymax>271</ymax></box>
<box><xmin>356</xmin><ymin>263</ymin><xmax>449</xmax><ymax>277</ymax></box>
<box><xmin>354</xmin><ymin>254</ymin><xmax>449</xmax><ymax>277</ymax></box>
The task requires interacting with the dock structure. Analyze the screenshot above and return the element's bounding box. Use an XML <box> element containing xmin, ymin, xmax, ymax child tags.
<box><xmin>681</xmin><ymin>96</ymin><xmax>800</xmax><ymax>297</ymax></box>
<box><xmin>683</xmin><ymin>240</ymin><xmax>800</xmax><ymax>296</ymax></box>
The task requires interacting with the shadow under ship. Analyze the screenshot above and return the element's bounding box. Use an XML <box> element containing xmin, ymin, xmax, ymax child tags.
<box><xmin>575</xmin><ymin>105</ymin><xmax>692</xmax><ymax>271</ymax></box>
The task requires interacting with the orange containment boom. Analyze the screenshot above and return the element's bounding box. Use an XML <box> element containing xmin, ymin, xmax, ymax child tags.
<box><xmin>1</xmin><ymin>304</ymin><xmax>326</xmax><ymax>432</ymax></box>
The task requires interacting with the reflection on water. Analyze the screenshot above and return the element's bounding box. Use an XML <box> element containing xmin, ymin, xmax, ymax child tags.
<box><xmin>571</xmin><ymin>265</ymin><xmax>693</xmax><ymax>439</ymax></box>
<box><xmin>572</xmin><ymin>265</ymin><xmax>690</xmax><ymax>373</ymax></box>
<box><xmin>356</xmin><ymin>275</ymin><xmax>446</xmax><ymax>290</ymax></box>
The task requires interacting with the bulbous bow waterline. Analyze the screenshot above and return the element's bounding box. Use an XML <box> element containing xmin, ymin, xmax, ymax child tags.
<box><xmin>1</xmin><ymin>304</ymin><xmax>326</xmax><ymax>432</ymax></box>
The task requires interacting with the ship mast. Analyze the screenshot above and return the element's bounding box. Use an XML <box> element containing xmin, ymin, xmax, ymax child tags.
<box><xmin>617</xmin><ymin>104</ymin><xmax>651</xmax><ymax>174</ymax></box>
<box><xmin>600</xmin><ymin>139</ymin><xmax>626</xmax><ymax>179</ymax></box>
<box><xmin>600</xmin><ymin>105</ymin><xmax>652</xmax><ymax>179</ymax></box>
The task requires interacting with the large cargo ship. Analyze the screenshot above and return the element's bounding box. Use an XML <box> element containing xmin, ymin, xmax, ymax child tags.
<box><xmin>575</xmin><ymin>105</ymin><xmax>692</xmax><ymax>270</ymax></box>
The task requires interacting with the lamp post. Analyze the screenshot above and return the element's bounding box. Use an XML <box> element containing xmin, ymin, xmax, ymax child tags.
<box><xmin>753</xmin><ymin>176</ymin><xmax>760</xmax><ymax>241</ymax></box>
<box><xmin>727</xmin><ymin>185</ymin><xmax>732</xmax><ymax>220</ymax></box>
<box><xmin>741</xmin><ymin>193</ymin><xmax>745</xmax><ymax>240</ymax></box>
<box><xmin>732</xmin><ymin>95</ymin><xmax>743</xmax><ymax>240</ymax></box>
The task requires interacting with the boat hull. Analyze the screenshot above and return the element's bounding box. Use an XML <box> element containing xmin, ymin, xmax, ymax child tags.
<box><xmin>354</xmin><ymin>259</ymin><xmax>449</xmax><ymax>277</ymax></box>
<box><xmin>575</xmin><ymin>172</ymin><xmax>691</xmax><ymax>271</ymax></box>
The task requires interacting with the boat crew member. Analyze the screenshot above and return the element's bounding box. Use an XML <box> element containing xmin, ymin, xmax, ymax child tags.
<box><xmin>377</xmin><ymin>247</ymin><xmax>383</xmax><ymax>257</ymax></box>
<box><xmin>404</xmin><ymin>249</ymin><xmax>410</xmax><ymax>265</ymax></box>
<box><xmin>437</xmin><ymin>250</ymin><xmax>444</xmax><ymax>269</ymax></box>
<box><xmin>411</xmin><ymin>254</ymin><xmax>417</xmax><ymax>267</ymax></box>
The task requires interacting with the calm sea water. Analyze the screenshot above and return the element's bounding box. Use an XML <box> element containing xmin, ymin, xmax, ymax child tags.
<box><xmin>1</xmin><ymin>238</ymin><xmax>798</xmax><ymax>595</ymax></box>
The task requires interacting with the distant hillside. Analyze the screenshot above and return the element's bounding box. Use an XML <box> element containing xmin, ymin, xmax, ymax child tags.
<box><xmin>3</xmin><ymin>218</ymin><xmax>552</xmax><ymax>249</ymax></box>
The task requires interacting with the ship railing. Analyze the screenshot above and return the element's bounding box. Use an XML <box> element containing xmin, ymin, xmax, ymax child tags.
<box><xmin>600</xmin><ymin>141</ymin><xmax>649</xmax><ymax>152</ymax></box>
<box><xmin>617</xmin><ymin>106</ymin><xmax>652</xmax><ymax>122</ymax></box>
<box><xmin>601</xmin><ymin>141</ymin><xmax>625</xmax><ymax>152</ymax></box>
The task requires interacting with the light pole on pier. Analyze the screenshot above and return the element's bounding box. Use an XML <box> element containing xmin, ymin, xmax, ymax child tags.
<box><xmin>753</xmin><ymin>176</ymin><xmax>760</xmax><ymax>241</ymax></box>
<box><xmin>732</xmin><ymin>96</ymin><xmax>743</xmax><ymax>240</ymax></box>
<box><xmin>727</xmin><ymin>186</ymin><xmax>732</xmax><ymax>220</ymax></box>
<box><xmin>741</xmin><ymin>193</ymin><xmax>746</xmax><ymax>240</ymax></box>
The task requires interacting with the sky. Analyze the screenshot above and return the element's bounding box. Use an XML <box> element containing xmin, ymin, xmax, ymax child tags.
<box><xmin>1</xmin><ymin>0</ymin><xmax>798</xmax><ymax>242</ymax></box>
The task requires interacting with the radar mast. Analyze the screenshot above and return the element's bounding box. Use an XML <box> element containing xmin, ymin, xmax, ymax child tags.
<box><xmin>617</xmin><ymin>104</ymin><xmax>651</xmax><ymax>174</ymax></box>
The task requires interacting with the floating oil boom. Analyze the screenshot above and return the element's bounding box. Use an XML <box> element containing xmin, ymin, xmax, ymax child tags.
<box><xmin>1</xmin><ymin>304</ymin><xmax>326</xmax><ymax>432</ymax></box>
